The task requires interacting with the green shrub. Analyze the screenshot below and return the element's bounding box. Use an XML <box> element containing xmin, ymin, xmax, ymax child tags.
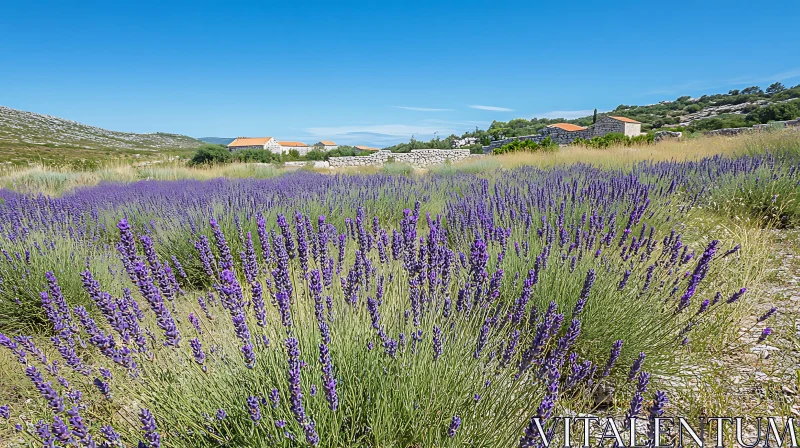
<box><xmin>231</xmin><ymin>149</ymin><xmax>281</xmax><ymax>164</ymax></box>
<box><xmin>493</xmin><ymin>136</ymin><xmax>557</xmax><ymax>155</ymax></box>
<box><xmin>305</xmin><ymin>150</ymin><xmax>327</xmax><ymax>161</ymax></box>
<box><xmin>572</xmin><ymin>133</ymin><xmax>654</xmax><ymax>149</ymax></box>
<box><xmin>188</xmin><ymin>144</ymin><xmax>232</xmax><ymax>166</ymax></box>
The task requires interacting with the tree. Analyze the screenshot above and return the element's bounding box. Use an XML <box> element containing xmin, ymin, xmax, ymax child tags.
<box><xmin>766</xmin><ymin>82</ymin><xmax>786</xmax><ymax>95</ymax></box>
<box><xmin>188</xmin><ymin>144</ymin><xmax>231</xmax><ymax>166</ymax></box>
<box><xmin>592</xmin><ymin>109</ymin><xmax>597</xmax><ymax>124</ymax></box>
<box><xmin>746</xmin><ymin>100</ymin><xmax>800</xmax><ymax>123</ymax></box>
<box><xmin>741</xmin><ymin>86</ymin><xmax>764</xmax><ymax>95</ymax></box>
<box><xmin>728</xmin><ymin>89</ymin><xmax>740</xmax><ymax>96</ymax></box>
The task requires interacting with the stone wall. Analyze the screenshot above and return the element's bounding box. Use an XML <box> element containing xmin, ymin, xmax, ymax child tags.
<box><xmin>705</xmin><ymin>118</ymin><xmax>800</xmax><ymax>136</ymax></box>
<box><xmin>590</xmin><ymin>117</ymin><xmax>626</xmax><ymax>137</ymax></box>
<box><xmin>327</xmin><ymin>149</ymin><xmax>478</xmax><ymax>168</ymax></box>
<box><xmin>540</xmin><ymin>127</ymin><xmax>591</xmax><ymax>145</ymax></box>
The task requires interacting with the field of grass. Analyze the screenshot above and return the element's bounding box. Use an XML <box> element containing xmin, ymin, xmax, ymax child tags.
<box><xmin>0</xmin><ymin>131</ymin><xmax>798</xmax><ymax>447</ymax></box>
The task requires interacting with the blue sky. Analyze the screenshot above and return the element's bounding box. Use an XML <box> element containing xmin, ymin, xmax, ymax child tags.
<box><xmin>1</xmin><ymin>0</ymin><xmax>799</xmax><ymax>147</ymax></box>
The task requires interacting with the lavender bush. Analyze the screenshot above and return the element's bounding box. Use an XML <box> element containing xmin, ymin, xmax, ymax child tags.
<box><xmin>0</xmin><ymin>151</ymin><xmax>787</xmax><ymax>446</ymax></box>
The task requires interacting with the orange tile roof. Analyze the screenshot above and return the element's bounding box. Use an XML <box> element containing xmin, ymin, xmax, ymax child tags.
<box><xmin>608</xmin><ymin>116</ymin><xmax>641</xmax><ymax>124</ymax></box>
<box><xmin>317</xmin><ymin>140</ymin><xmax>337</xmax><ymax>146</ymax></box>
<box><xmin>547</xmin><ymin>123</ymin><xmax>587</xmax><ymax>132</ymax></box>
<box><xmin>228</xmin><ymin>137</ymin><xmax>273</xmax><ymax>147</ymax></box>
<box><xmin>278</xmin><ymin>141</ymin><xmax>309</xmax><ymax>147</ymax></box>
<box><xmin>355</xmin><ymin>145</ymin><xmax>380</xmax><ymax>151</ymax></box>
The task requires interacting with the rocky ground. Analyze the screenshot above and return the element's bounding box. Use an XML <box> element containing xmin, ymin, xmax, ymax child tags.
<box><xmin>0</xmin><ymin>106</ymin><xmax>202</xmax><ymax>151</ymax></box>
<box><xmin>720</xmin><ymin>229</ymin><xmax>799</xmax><ymax>417</ymax></box>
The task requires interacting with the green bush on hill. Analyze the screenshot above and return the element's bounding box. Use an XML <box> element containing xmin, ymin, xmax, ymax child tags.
<box><xmin>493</xmin><ymin>136</ymin><xmax>557</xmax><ymax>154</ymax></box>
<box><xmin>573</xmin><ymin>132</ymin><xmax>654</xmax><ymax>149</ymax></box>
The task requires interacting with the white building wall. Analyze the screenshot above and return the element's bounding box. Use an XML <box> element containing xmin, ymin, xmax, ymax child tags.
<box><xmin>265</xmin><ymin>139</ymin><xmax>282</xmax><ymax>152</ymax></box>
<box><xmin>279</xmin><ymin>145</ymin><xmax>311</xmax><ymax>156</ymax></box>
<box><xmin>624</xmin><ymin>122</ymin><xmax>642</xmax><ymax>137</ymax></box>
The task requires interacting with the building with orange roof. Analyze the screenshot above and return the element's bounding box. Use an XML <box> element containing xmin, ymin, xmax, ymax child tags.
<box><xmin>591</xmin><ymin>115</ymin><xmax>642</xmax><ymax>137</ymax></box>
<box><xmin>483</xmin><ymin>115</ymin><xmax>643</xmax><ymax>152</ymax></box>
<box><xmin>546</xmin><ymin>123</ymin><xmax>588</xmax><ymax>132</ymax></box>
<box><xmin>278</xmin><ymin>141</ymin><xmax>311</xmax><ymax>156</ymax></box>
<box><xmin>313</xmin><ymin>140</ymin><xmax>339</xmax><ymax>151</ymax></box>
<box><xmin>227</xmin><ymin>137</ymin><xmax>281</xmax><ymax>152</ymax></box>
<box><xmin>354</xmin><ymin>145</ymin><xmax>380</xmax><ymax>151</ymax></box>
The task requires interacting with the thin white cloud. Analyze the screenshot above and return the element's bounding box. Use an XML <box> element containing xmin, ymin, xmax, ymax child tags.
<box><xmin>305</xmin><ymin>124</ymin><xmax>455</xmax><ymax>137</ymax></box>
<box><xmin>423</xmin><ymin>119</ymin><xmax>491</xmax><ymax>126</ymax></box>
<box><xmin>533</xmin><ymin>110</ymin><xmax>595</xmax><ymax>119</ymax></box>
<box><xmin>303</xmin><ymin>123</ymin><xmax>461</xmax><ymax>146</ymax></box>
<box><xmin>393</xmin><ymin>106</ymin><xmax>453</xmax><ymax>112</ymax></box>
<box><xmin>468</xmin><ymin>105</ymin><xmax>514</xmax><ymax>112</ymax></box>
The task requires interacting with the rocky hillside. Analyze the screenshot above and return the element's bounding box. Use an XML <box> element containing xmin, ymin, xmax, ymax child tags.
<box><xmin>0</xmin><ymin>106</ymin><xmax>203</xmax><ymax>152</ymax></box>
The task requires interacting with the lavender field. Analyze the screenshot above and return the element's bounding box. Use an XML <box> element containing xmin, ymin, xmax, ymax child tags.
<box><xmin>0</xmin><ymin>149</ymin><xmax>797</xmax><ymax>447</ymax></box>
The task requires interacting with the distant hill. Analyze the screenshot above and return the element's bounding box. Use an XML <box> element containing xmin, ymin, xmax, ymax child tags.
<box><xmin>385</xmin><ymin>82</ymin><xmax>800</xmax><ymax>151</ymax></box>
<box><xmin>463</xmin><ymin>82</ymin><xmax>800</xmax><ymax>144</ymax></box>
<box><xmin>198</xmin><ymin>137</ymin><xmax>235</xmax><ymax>146</ymax></box>
<box><xmin>0</xmin><ymin>106</ymin><xmax>204</xmax><ymax>166</ymax></box>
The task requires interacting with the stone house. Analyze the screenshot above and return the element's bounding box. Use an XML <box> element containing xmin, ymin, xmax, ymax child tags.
<box><xmin>227</xmin><ymin>137</ymin><xmax>282</xmax><ymax>152</ymax></box>
<box><xmin>313</xmin><ymin>140</ymin><xmax>338</xmax><ymax>151</ymax></box>
<box><xmin>481</xmin><ymin>115</ymin><xmax>642</xmax><ymax>151</ymax></box>
<box><xmin>591</xmin><ymin>116</ymin><xmax>642</xmax><ymax>137</ymax></box>
<box><xmin>540</xmin><ymin>123</ymin><xmax>591</xmax><ymax>144</ymax></box>
<box><xmin>278</xmin><ymin>141</ymin><xmax>311</xmax><ymax>156</ymax></box>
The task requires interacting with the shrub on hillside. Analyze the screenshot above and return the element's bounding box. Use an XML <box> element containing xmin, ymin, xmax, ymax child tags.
<box><xmin>493</xmin><ymin>136</ymin><xmax>557</xmax><ymax>154</ymax></box>
<box><xmin>572</xmin><ymin>132</ymin><xmax>654</xmax><ymax>149</ymax></box>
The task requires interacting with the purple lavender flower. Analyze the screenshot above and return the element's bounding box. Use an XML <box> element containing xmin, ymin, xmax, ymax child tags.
<box><xmin>210</xmin><ymin>218</ymin><xmax>235</xmax><ymax>271</ymax></box>
<box><xmin>133</xmin><ymin>262</ymin><xmax>180</xmax><ymax>347</ymax></box>
<box><xmin>432</xmin><ymin>326</ymin><xmax>443</xmax><ymax>361</ymax></box>
<box><xmin>25</xmin><ymin>366</ymin><xmax>64</xmax><ymax>413</ymax></box>
<box><xmin>277</xmin><ymin>214</ymin><xmax>296</xmax><ymax>259</ymax></box>
<box><xmin>67</xmin><ymin>406</ymin><xmax>94</xmax><ymax>446</ymax></box>
<box><xmin>646</xmin><ymin>390</ymin><xmax>669</xmax><ymax>443</ymax></box>
<box><xmin>758</xmin><ymin>307</ymin><xmax>777</xmax><ymax>322</ymax></box>
<box><xmin>94</xmin><ymin>377</ymin><xmax>112</xmax><ymax>400</ymax></box>
<box><xmin>677</xmin><ymin>240</ymin><xmax>719</xmax><ymax>312</ymax></box>
<box><xmin>721</xmin><ymin>244</ymin><xmax>740</xmax><ymax>258</ymax></box>
<box><xmin>618</xmin><ymin>270</ymin><xmax>631</xmax><ymax>290</ymax></box>
<box><xmin>0</xmin><ymin>405</ymin><xmax>8</xmax><ymax>419</ymax></box>
<box><xmin>100</xmin><ymin>425</ymin><xmax>121</xmax><ymax>445</ymax></box>
<box><xmin>573</xmin><ymin>269</ymin><xmax>595</xmax><ymax>317</ymax></box>
<box><xmin>697</xmin><ymin>299</ymin><xmax>710</xmax><ymax>314</ymax></box>
<box><xmin>190</xmin><ymin>338</ymin><xmax>206</xmax><ymax>368</ymax></box>
<box><xmin>448</xmin><ymin>415</ymin><xmax>462</xmax><ymax>438</ymax></box>
<box><xmin>37</xmin><ymin>420</ymin><xmax>56</xmax><ymax>448</ymax></box>
<box><xmin>501</xmin><ymin>330</ymin><xmax>520</xmax><ymax>368</ymax></box>
<box><xmin>625</xmin><ymin>371</ymin><xmax>650</xmax><ymax>422</ymax></box>
<box><xmin>473</xmin><ymin>319</ymin><xmax>490</xmax><ymax>359</ymax></box>
<box><xmin>139</xmin><ymin>408</ymin><xmax>161</xmax><ymax>448</ymax></box>
<box><xmin>247</xmin><ymin>396</ymin><xmax>262</xmax><ymax>423</ymax></box>
<box><xmin>286</xmin><ymin>337</ymin><xmax>319</xmax><ymax>445</ymax></box>
<box><xmin>602</xmin><ymin>340</ymin><xmax>624</xmax><ymax>377</ymax></box>
<box><xmin>216</xmin><ymin>409</ymin><xmax>227</xmax><ymax>420</ymax></box>
<box><xmin>319</xmin><ymin>343</ymin><xmax>339</xmax><ymax>411</ymax></box>
<box><xmin>758</xmin><ymin>327</ymin><xmax>772</xmax><ymax>343</ymax></box>
<box><xmin>627</xmin><ymin>352</ymin><xmax>646</xmax><ymax>382</ymax></box>
<box><xmin>520</xmin><ymin>368</ymin><xmax>560</xmax><ymax>447</ymax></box>
<box><xmin>727</xmin><ymin>287</ymin><xmax>747</xmax><ymax>303</ymax></box>
<box><xmin>52</xmin><ymin>416</ymin><xmax>73</xmax><ymax>445</ymax></box>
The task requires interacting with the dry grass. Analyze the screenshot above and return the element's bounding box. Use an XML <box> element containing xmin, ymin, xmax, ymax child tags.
<box><xmin>3</xmin><ymin>130</ymin><xmax>799</xmax><ymax>196</ymax></box>
<box><xmin>485</xmin><ymin>130</ymin><xmax>800</xmax><ymax>169</ymax></box>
